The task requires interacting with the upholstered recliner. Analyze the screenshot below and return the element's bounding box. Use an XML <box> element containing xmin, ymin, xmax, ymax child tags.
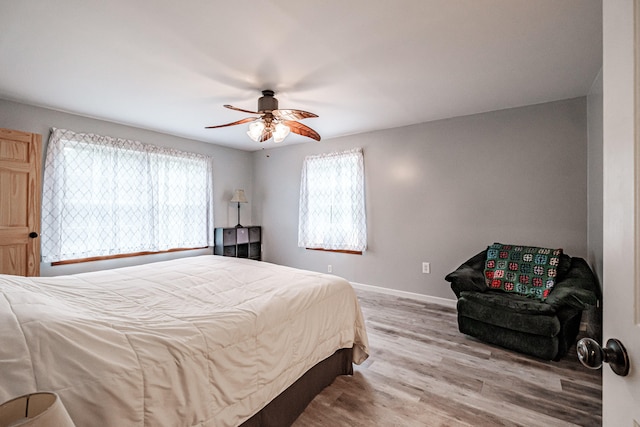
<box><xmin>445</xmin><ymin>247</ymin><xmax>599</xmax><ymax>360</ymax></box>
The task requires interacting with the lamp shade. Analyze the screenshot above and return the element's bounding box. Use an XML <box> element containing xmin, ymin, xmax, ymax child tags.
<box><xmin>230</xmin><ymin>189</ymin><xmax>248</xmax><ymax>203</ymax></box>
<box><xmin>246</xmin><ymin>121</ymin><xmax>265</xmax><ymax>142</ymax></box>
<box><xmin>0</xmin><ymin>393</ymin><xmax>75</xmax><ymax>427</ymax></box>
<box><xmin>272</xmin><ymin>122</ymin><xmax>290</xmax><ymax>143</ymax></box>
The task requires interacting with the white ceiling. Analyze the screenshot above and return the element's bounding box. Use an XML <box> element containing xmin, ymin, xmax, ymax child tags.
<box><xmin>0</xmin><ymin>1</ymin><xmax>602</xmax><ymax>151</ymax></box>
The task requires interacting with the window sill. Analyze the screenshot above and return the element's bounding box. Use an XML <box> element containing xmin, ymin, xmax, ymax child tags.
<box><xmin>51</xmin><ymin>246</ymin><xmax>208</xmax><ymax>266</ymax></box>
<box><xmin>306</xmin><ymin>247</ymin><xmax>363</xmax><ymax>255</ymax></box>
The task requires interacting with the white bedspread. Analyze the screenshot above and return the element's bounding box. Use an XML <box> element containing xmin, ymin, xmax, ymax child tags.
<box><xmin>0</xmin><ymin>256</ymin><xmax>369</xmax><ymax>426</ymax></box>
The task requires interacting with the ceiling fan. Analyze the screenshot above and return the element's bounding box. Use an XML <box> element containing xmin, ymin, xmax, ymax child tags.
<box><xmin>205</xmin><ymin>90</ymin><xmax>321</xmax><ymax>143</ymax></box>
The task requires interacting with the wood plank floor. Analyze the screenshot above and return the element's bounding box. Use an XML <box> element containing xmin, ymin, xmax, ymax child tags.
<box><xmin>293</xmin><ymin>288</ymin><xmax>602</xmax><ymax>427</ymax></box>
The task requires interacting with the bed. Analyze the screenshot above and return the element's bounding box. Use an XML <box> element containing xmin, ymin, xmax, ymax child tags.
<box><xmin>0</xmin><ymin>255</ymin><xmax>369</xmax><ymax>426</ymax></box>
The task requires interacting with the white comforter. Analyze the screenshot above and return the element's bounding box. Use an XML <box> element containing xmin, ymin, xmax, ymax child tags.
<box><xmin>0</xmin><ymin>256</ymin><xmax>369</xmax><ymax>426</ymax></box>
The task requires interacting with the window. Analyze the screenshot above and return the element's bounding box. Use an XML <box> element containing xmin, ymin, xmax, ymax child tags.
<box><xmin>41</xmin><ymin>128</ymin><xmax>214</xmax><ymax>262</ymax></box>
<box><xmin>298</xmin><ymin>148</ymin><xmax>367</xmax><ymax>252</ymax></box>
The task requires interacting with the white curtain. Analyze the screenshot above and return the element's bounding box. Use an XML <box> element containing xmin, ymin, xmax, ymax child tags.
<box><xmin>298</xmin><ymin>148</ymin><xmax>367</xmax><ymax>252</ymax></box>
<box><xmin>42</xmin><ymin>128</ymin><xmax>214</xmax><ymax>262</ymax></box>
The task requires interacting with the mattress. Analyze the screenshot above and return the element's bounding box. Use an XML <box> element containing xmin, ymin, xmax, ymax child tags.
<box><xmin>0</xmin><ymin>255</ymin><xmax>369</xmax><ymax>426</ymax></box>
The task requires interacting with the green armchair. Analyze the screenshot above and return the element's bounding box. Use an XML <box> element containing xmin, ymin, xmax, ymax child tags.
<box><xmin>445</xmin><ymin>249</ymin><xmax>599</xmax><ymax>360</ymax></box>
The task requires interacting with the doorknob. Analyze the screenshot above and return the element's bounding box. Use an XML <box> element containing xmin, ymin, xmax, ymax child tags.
<box><xmin>28</xmin><ymin>232</ymin><xmax>38</xmax><ymax>238</ymax></box>
<box><xmin>577</xmin><ymin>338</ymin><xmax>630</xmax><ymax>376</ymax></box>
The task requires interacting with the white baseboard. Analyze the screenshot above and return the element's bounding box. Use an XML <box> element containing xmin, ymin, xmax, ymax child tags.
<box><xmin>350</xmin><ymin>282</ymin><xmax>457</xmax><ymax>309</ymax></box>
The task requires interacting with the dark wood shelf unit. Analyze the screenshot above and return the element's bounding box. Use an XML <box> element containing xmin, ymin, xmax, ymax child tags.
<box><xmin>214</xmin><ymin>226</ymin><xmax>261</xmax><ymax>260</ymax></box>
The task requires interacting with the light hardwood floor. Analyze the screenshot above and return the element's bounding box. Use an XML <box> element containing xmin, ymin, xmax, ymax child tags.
<box><xmin>293</xmin><ymin>289</ymin><xmax>602</xmax><ymax>427</ymax></box>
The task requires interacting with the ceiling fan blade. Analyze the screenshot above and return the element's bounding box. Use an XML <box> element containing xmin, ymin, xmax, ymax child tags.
<box><xmin>284</xmin><ymin>120</ymin><xmax>321</xmax><ymax>141</ymax></box>
<box><xmin>258</xmin><ymin>128</ymin><xmax>273</xmax><ymax>143</ymax></box>
<box><xmin>272</xmin><ymin>109</ymin><xmax>318</xmax><ymax>121</ymax></box>
<box><xmin>205</xmin><ymin>117</ymin><xmax>258</xmax><ymax>129</ymax></box>
<box><xmin>224</xmin><ymin>104</ymin><xmax>261</xmax><ymax>115</ymax></box>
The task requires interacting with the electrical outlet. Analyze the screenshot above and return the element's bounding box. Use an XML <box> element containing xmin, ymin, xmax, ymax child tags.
<box><xmin>328</xmin><ymin>265</ymin><xmax>332</xmax><ymax>273</ymax></box>
<box><xmin>422</xmin><ymin>262</ymin><xmax>430</xmax><ymax>274</ymax></box>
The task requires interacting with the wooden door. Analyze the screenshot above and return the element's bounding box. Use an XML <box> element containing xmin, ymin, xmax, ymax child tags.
<box><xmin>0</xmin><ymin>128</ymin><xmax>42</xmax><ymax>276</ymax></box>
<box><xmin>602</xmin><ymin>1</ymin><xmax>640</xmax><ymax>425</ymax></box>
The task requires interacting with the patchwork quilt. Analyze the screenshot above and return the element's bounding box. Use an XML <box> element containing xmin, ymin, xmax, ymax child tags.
<box><xmin>484</xmin><ymin>243</ymin><xmax>563</xmax><ymax>301</ymax></box>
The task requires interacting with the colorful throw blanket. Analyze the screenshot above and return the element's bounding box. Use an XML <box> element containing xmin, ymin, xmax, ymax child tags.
<box><xmin>484</xmin><ymin>243</ymin><xmax>563</xmax><ymax>301</ymax></box>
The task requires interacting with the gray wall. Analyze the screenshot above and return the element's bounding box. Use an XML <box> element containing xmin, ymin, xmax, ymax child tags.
<box><xmin>253</xmin><ymin>98</ymin><xmax>589</xmax><ymax>301</ymax></box>
<box><xmin>0</xmin><ymin>96</ymin><xmax>590</xmax><ymax>300</ymax></box>
<box><xmin>587</xmin><ymin>69</ymin><xmax>603</xmax><ymax>288</ymax></box>
<box><xmin>0</xmin><ymin>98</ymin><xmax>254</xmax><ymax>275</ymax></box>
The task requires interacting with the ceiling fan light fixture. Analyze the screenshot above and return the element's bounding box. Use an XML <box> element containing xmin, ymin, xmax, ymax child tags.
<box><xmin>207</xmin><ymin>90</ymin><xmax>320</xmax><ymax>143</ymax></box>
<box><xmin>273</xmin><ymin>122</ymin><xmax>290</xmax><ymax>143</ymax></box>
<box><xmin>247</xmin><ymin>120</ymin><xmax>265</xmax><ymax>142</ymax></box>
